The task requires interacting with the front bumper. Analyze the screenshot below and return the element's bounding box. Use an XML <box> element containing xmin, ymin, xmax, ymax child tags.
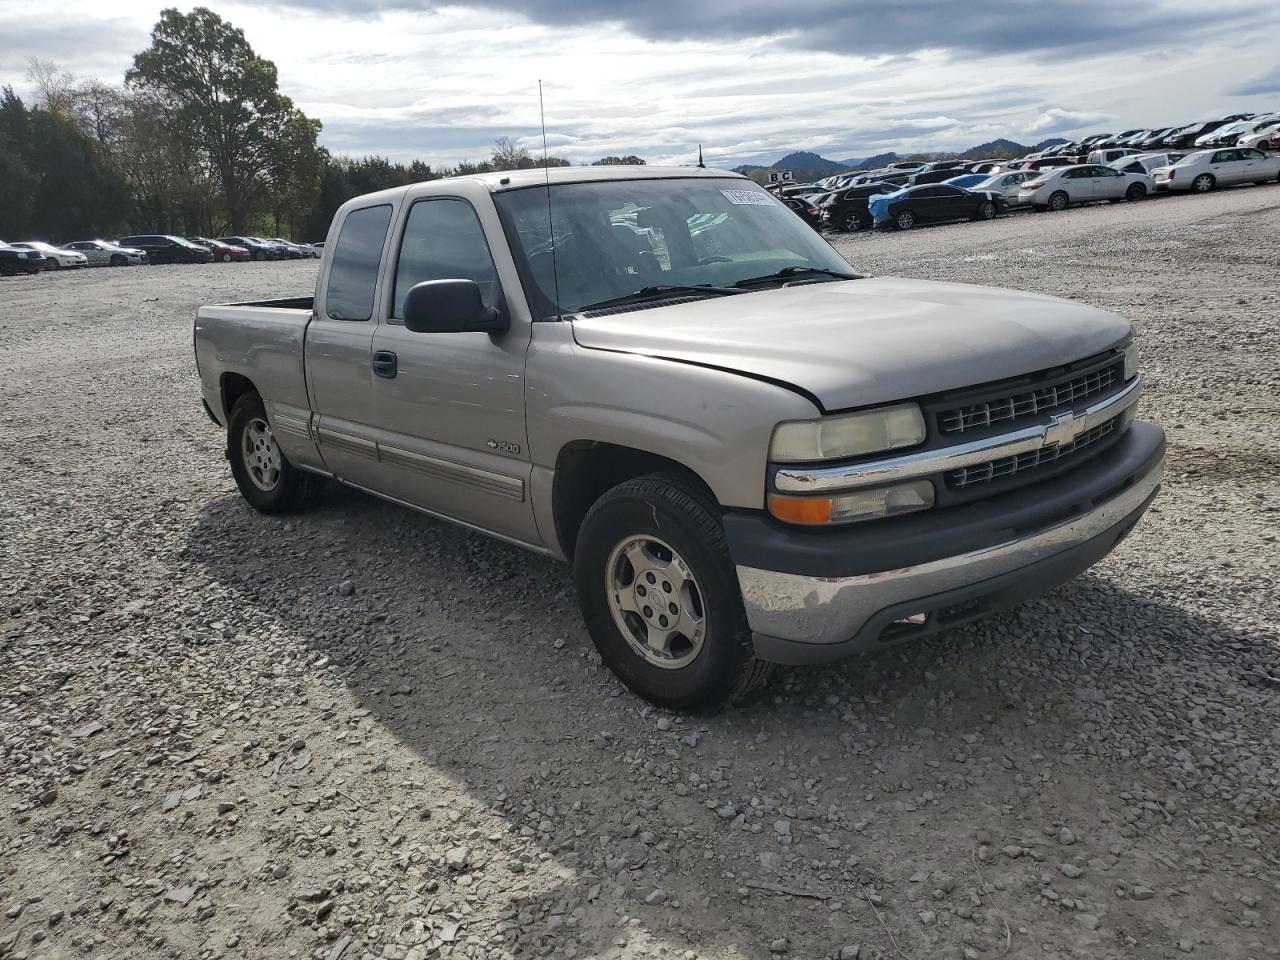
<box><xmin>728</xmin><ymin>421</ymin><xmax>1165</xmax><ymax>664</ymax></box>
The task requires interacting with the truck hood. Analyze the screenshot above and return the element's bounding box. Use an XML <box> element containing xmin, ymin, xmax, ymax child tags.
<box><xmin>570</xmin><ymin>277</ymin><xmax>1130</xmax><ymax>412</ymax></box>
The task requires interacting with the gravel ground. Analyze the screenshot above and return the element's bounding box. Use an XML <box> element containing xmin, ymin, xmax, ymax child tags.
<box><xmin>2</xmin><ymin>187</ymin><xmax>1278</xmax><ymax>960</ymax></box>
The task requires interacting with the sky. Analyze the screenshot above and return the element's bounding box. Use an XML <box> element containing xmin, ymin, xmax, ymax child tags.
<box><xmin>2</xmin><ymin>0</ymin><xmax>1279</xmax><ymax>169</ymax></box>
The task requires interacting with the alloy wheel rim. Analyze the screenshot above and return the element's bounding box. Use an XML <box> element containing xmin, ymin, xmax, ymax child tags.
<box><xmin>897</xmin><ymin>212</ymin><xmax>913</xmax><ymax>228</ymax></box>
<box><xmin>605</xmin><ymin>535</ymin><xmax>706</xmax><ymax>670</ymax></box>
<box><xmin>242</xmin><ymin>417</ymin><xmax>283</xmax><ymax>491</ymax></box>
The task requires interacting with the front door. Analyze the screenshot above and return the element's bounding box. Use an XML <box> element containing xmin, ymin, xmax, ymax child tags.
<box><xmin>368</xmin><ymin>195</ymin><xmax>537</xmax><ymax>544</ymax></box>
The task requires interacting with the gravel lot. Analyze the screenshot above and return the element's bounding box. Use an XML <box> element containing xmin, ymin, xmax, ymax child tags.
<box><xmin>2</xmin><ymin>187</ymin><xmax>1278</xmax><ymax>960</ymax></box>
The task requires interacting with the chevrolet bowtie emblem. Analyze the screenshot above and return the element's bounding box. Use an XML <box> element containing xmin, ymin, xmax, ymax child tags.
<box><xmin>1043</xmin><ymin>410</ymin><xmax>1084</xmax><ymax>447</ymax></box>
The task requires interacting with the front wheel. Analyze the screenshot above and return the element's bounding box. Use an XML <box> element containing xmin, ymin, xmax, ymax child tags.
<box><xmin>975</xmin><ymin>200</ymin><xmax>996</xmax><ymax>220</ymax></box>
<box><xmin>44</xmin><ymin>257</ymin><xmax>60</xmax><ymax>271</ymax></box>
<box><xmin>221</xmin><ymin>252</ymin><xmax>232</xmax><ymax>263</ymax></box>
<box><xmin>109</xmin><ymin>254</ymin><xmax>125</xmax><ymax>267</ymax></box>
<box><xmin>227</xmin><ymin>393</ymin><xmax>324</xmax><ymax>513</ymax></box>
<box><xmin>839</xmin><ymin>212</ymin><xmax>862</xmax><ymax>232</ymax></box>
<box><xmin>573</xmin><ymin>474</ymin><xmax>772</xmax><ymax>709</ymax></box>
<box><xmin>894</xmin><ymin>209</ymin><xmax>915</xmax><ymax>230</ymax></box>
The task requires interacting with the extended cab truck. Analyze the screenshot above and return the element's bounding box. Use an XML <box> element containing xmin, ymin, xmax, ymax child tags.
<box><xmin>194</xmin><ymin>166</ymin><xmax>1166</xmax><ymax>708</ymax></box>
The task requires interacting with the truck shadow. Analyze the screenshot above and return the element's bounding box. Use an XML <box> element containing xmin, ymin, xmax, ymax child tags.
<box><xmin>183</xmin><ymin>485</ymin><xmax>1280</xmax><ymax>959</ymax></box>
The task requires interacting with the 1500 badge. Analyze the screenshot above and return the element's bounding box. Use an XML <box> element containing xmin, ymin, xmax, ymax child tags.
<box><xmin>486</xmin><ymin>439</ymin><xmax>521</xmax><ymax>454</ymax></box>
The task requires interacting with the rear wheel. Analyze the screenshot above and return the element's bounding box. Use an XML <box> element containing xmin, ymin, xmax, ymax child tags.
<box><xmin>894</xmin><ymin>209</ymin><xmax>916</xmax><ymax>230</ymax></box>
<box><xmin>975</xmin><ymin>199</ymin><xmax>996</xmax><ymax>220</ymax></box>
<box><xmin>573</xmin><ymin>474</ymin><xmax>772</xmax><ymax>709</ymax></box>
<box><xmin>221</xmin><ymin>252</ymin><xmax>232</xmax><ymax>263</ymax></box>
<box><xmin>1047</xmin><ymin>191</ymin><xmax>1069</xmax><ymax>212</ymax></box>
<box><xmin>1192</xmin><ymin>173</ymin><xmax>1215</xmax><ymax>193</ymax></box>
<box><xmin>227</xmin><ymin>393</ymin><xmax>324</xmax><ymax>513</ymax></box>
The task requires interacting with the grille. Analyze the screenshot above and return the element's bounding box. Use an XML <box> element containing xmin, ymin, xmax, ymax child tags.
<box><xmin>938</xmin><ymin>360</ymin><xmax>1122</xmax><ymax>435</ymax></box>
<box><xmin>946</xmin><ymin>418</ymin><xmax>1118</xmax><ymax>489</ymax></box>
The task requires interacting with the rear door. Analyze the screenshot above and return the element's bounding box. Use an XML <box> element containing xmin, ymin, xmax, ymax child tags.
<box><xmin>366</xmin><ymin>189</ymin><xmax>538</xmax><ymax>544</ymax></box>
<box><xmin>305</xmin><ymin>202</ymin><xmax>396</xmax><ymax>488</ymax></box>
<box><xmin>1235</xmin><ymin>147</ymin><xmax>1273</xmax><ymax>181</ymax></box>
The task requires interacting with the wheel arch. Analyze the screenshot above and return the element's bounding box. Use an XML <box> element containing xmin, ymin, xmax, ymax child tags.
<box><xmin>220</xmin><ymin>372</ymin><xmax>260</xmax><ymax>421</ymax></box>
<box><xmin>551</xmin><ymin>441</ymin><xmax>717</xmax><ymax>561</ymax></box>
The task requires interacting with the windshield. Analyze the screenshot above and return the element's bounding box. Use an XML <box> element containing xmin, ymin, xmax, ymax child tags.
<box><xmin>493</xmin><ymin>177</ymin><xmax>856</xmax><ymax>317</ymax></box>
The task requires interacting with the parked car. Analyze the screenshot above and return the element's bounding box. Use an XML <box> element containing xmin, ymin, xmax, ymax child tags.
<box><xmin>1018</xmin><ymin>165</ymin><xmax>1154</xmax><ymax>210</ymax></box>
<box><xmin>1137</xmin><ymin>128</ymin><xmax>1178</xmax><ymax>150</ymax></box>
<box><xmin>188</xmin><ymin>237</ymin><xmax>250</xmax><ymax>262</ymax></box>
<box><xmin>941</xmin><ymin>173</ymin><xmax>990</xmax><ymax>189</ymax></box>
<box><xmin>267</xmin><ymin>237</ymin><xmax>315</xmax><ymax>258</ymax></box>
<box><xmin>1110</xmin><ymin>153</ymin><xmax>1186</xmax><ymax>176</ymax></box>
<box><xmin>1238</xmin><ymin>122</ymin><xmax>1280</xmax><ymax>151</ymax></box>
<box><xmin>1159</xmin><ymin>120</ymin><xmax>1230</xmax><ymax>149</ymax></box>
<box><xmin>1100</xmin><ymin>129</ymin><xmax>1148</xmax><ymax>148</ymax></box>
<box><xmin>1196</xmin><ymin>118</ymin><xmax>1258</xmax><ymax>148</ymax></box>
<box><xmin>907</xmin><ymin>168</ymin><xmax>964</xmax><ymax>186</ymax></box>
<box><xmin>1088</xmin><ymin>148</ymin><xmax>1142</xmax><ymax>165</ymax></box>
<box><xmin>971</xmin><ymin>169</ymin><xmax>1036</xmax><ymax>205</ymax></box>
<box><xmin>219</xmin><ymin>236</ymin><xmax>280</xmax><ymax>260</ymax></box>
<box><xmin>870</xmin><ymin>184</ymin><xmax>1005</xmax><ymax>230</ymax></box>
<box><xmin>253</xmin><ymin>236</ymin><xmax>302</xmax><ymax>259</ymax></box>
<box><xmin>781</xmin><ymin>196</ymin><xmax>823</xmax><ymax>231</ymax></box>
<box><xmin>0</xmin><ymin>240</ymin><xmax>45</xmax><ymax>275</ymax></box>
<box><xmin>63</xmin><ymin>239</ymin><xmax>147</xmax><ymax>266</ymax></box>
<box><xmin>117</xmin><ymin>235</ymin><xmax>215</xmax><ymax>264</ymax></box>
<box><xmin>820</xmin><ymin>184</ymin><xmax>886</xmax><ymax>231</ymax></box>
<box><xmin>11</xmin><ymin>241</ymin><xmax>88</xmax><ymax>270</ymax></box>
<box><xmin>1150</xmin><ymin>148</ymin><xmax>1280</xmax><ymax>192</ymax></box>
<box><xmin>192</xmin><ymin>165</ymin><xmax>1163</xmax><ymax>707</ymax></box>
<box><xmin>1025</xmin><ymin>156</ymin><xmax>1076</xmax><ymax>171</ymax></box>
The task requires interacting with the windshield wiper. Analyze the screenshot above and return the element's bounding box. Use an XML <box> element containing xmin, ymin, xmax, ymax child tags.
<box><xmin>732</xmin><ymin>266</ymin><xmax>861</xmax><ymax>288</ymax></box>
<box><xmin>577</xmin><ymin>284</ymin><xmax>742</xmax><ymax>313</ymax></box>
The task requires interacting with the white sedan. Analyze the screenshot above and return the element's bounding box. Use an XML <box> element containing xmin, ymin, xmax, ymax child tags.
<box><xmin>1018</xmin><ymin>164</ymin><xmax>1154</xmax><ymax>211</ymax></box>
<box><xmin>1238</xmin><ymin>123</ymin><xmax>1280</xmax><ymax>151</ymax></box>
<box><xmin>63</xmin><ymin>240</ymin><xmax>147</xmax><ymax>266</ymax></box>
<box><xmin>972</xmin><ymin>169</ymin><xmax>1036</xmax><ymax>205</ymax></box>
<box><xmin>1150</xmin><ymin>148</ymin><xmax>1280</xmax><ymax>192</ymax></box>
<box><xmin>11</xmin><ymin>241</ymin><xmax>89</xmax><ymax>270</ymax></box>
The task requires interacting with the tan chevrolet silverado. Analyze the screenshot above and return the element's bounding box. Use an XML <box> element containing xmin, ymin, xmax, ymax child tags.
<box><xmin>194</xmin><ymin>166</ymin><xmax>1165</xmax><ymax>707</ymax></box>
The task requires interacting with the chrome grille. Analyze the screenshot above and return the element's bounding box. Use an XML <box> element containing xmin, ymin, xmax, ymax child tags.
<box><xmin>939</xmin><ymin>360</ymin><xmax>1121</xmax><ymax>435</ymax></box>
<box><xmin>946</xmin><ymin>418</ymin><xmax>1118</xmax><ymax>489</ymax></box>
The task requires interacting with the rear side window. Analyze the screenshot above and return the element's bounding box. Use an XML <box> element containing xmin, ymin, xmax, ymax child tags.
<box><xmin>325</xmin><ymin>204</ymin><xmax>393</xmax><ymax>321</ymax></box>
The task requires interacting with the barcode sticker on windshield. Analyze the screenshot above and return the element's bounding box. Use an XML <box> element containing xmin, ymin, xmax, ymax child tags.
<box><xmin>720</xmin><ymin>189</ymin><xmax>773</xmax><ymax>205</ymax></box>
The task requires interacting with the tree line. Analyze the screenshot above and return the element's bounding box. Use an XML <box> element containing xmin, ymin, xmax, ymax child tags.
<box><xmin>0</xmin><ymin>7</ymin><xmax>646</xmax><ymax>243</ymax></box>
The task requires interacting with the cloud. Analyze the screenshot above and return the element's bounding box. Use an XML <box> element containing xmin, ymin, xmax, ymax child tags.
<box><xmin>1027</xmin><ymin>107</ymin><xmax>1112</xmax><ymax>134</ymax></box>
<box><xmin>1231</xmin><ymin>68</ymin><xmax>1280</xmax><ymax>96</ymax></box>
<box><xmin>254</xmin><ymin>0</ymin><xmax>1280</xmax><ymax>60</ymax></box>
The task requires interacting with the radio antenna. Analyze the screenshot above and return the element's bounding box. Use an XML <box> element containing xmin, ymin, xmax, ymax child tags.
<box><xmin>539</xmin><ymin>80</ymin><xmax>562</xmax><ymax>318</ymax></box>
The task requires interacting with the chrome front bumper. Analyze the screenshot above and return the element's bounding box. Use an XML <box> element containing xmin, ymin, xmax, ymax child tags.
<box><xmin>738</xmin><ymin>444</ymin><xmax>1163</xmax><ymax>663</ymax></box>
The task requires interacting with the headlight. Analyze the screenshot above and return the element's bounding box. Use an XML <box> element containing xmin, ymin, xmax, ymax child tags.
<box><xmin>768</xmin><ymin>480</ymin><xmax>935</xmax><ymax>526</ymax></box>
<box><xmin>770</xmin><ymin>403</ymin><xmax>926</xmax><ymax>463</ymax></box>
<box><xmin>1123</xmin><ymin>340</ymin><xmax>1139</xmax><ymax>380</ymax></box>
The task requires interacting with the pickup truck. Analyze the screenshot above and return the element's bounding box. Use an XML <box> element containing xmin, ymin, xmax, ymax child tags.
<box><xmin>194</xmin><ymin>166</ymin><xmax>1165</xmax><ymax>708</ymax></box>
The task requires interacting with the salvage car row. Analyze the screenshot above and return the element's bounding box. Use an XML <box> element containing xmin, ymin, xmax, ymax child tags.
<box><xmin>0</xmin><ymin>234</ymin><xmax>322</xmax><ymax>275</ymax></box>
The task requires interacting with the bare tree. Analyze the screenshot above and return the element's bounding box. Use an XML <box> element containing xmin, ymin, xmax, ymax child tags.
<box><xmin>26</xmin><ymin>58</ymin><xmax>78</xmax><ymax>115</ymax></box>
<box><xmin>491</xmin><ymin>136</ymin><xmax>532</xmax><ymax>171</ymax></box>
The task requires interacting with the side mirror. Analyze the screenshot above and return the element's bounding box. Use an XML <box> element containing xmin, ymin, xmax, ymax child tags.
<box><xmin>403</xmin><ymin>279</ymin><xmax>508</xmax><ymax>335</ymax></box>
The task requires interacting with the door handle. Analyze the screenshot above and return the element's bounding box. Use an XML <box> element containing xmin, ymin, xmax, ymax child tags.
<box><xmin>372</xmin><ymin>350</ymin><xmax>398</xmax><ymax>379</ymax></box>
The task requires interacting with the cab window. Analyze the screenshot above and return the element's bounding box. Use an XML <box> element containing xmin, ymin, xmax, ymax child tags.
<box><xmin>391</xmin><ymin>198</ymin><xmax>499</xmax><ymax>321</ymax></box>
<box><xmin>325</xmin><ymin>204</ymin><xmax>393</xmax><ymax>321</ymax></box>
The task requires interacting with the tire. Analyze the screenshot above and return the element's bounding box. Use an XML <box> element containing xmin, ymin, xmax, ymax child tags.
<box><xmin>109</xmin><ymin>254</ymin><xmax>126</xmax><ymax>267</ymax></box>
<box><xmin>227</xmin><ymin>393</ymin><xmax>325</xmax><ymax>513</ymax></box>
<box><xmin>573</xmin><ymin>473</ymin><xmax>773</xmax><ymax>709</ymax></box>
<box><xmin>975</xmin><ymin>200</ymin><xmax>996</xmax><ymax>220</ymax></box>
<box><xmin>1192</xmin><ymin>173</ymin><xmax>1215</xmax><ymax>193</ymax></box>
<box><xmin>1047</xmin><ymin>191</ymin><xmax>1069</xmax><ymax>212</ymax></box>
<box><xmin>221</xmin><ymin>252</ymin><xmax>232</xmax><ymax>263</ymax></box>
<box><xmin>839</xmin><ymin>212</ymin><xmax>861</xmax><ymax>232</ymax></box>
<box><xmin>45</xmin><ymin>257</ymin><xmax>60</xmax><ymax>271</ymax></box>
<box><xmin>251</xmin><ymin>250</ymin><xmax>262</xmax><ymax>261</ymax></box>
<box><xmin>894</xmin><ymin>209</ymin><xmax>915</xmax><ymax>230</ymax></box>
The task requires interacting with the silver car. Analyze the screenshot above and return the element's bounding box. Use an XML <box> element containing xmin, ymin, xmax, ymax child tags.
<box><xmin>64</xmin><ymin>240</ymin><xmax>148</xmax><ymax>267</ymax></box>
<box><xmin>1018</xmin><ymin>164</ymin><xmax>1155</xmax><ymax>211</ymax></box>
<box><xmin>973</xmin><ymin>170</ymin><xmax>1035</xmax><ymax>205</ymax></box>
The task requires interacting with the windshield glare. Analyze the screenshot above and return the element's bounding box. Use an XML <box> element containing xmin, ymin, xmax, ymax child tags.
<box><xmin>494</xmin><ymin>178</ymin><xmax>856</xmax><ymax>316</ymax></box>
